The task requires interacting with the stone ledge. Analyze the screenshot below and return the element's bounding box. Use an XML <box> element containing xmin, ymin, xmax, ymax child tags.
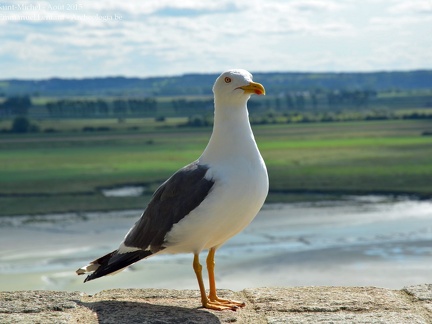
<box><xmin>1</xmin><ymin>285</ymin><xmax>431</xmax><ymax>323</ymax></box>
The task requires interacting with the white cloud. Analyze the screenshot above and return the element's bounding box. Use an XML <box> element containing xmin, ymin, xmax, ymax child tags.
<box><xmin>83</xmin><ymin>0</ymin><xmax>241</xmax><ymax>17</ymax></box>
<box><xmin>289</xmin><ymin>0</ymin><xmax>343</xmax><ymax>13</ymax></box>
<box><xmin>389</xmin><ymin>1</ymin><xmax>432</xmax><ymax>15</ymax></box>
<box><xmin>0</xmin><ymin>0</ymin><xmax>430</xmax><ymax>78</ymax></box>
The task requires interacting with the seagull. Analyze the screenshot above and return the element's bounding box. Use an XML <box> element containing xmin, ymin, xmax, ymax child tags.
<box><xmin>76</xmin><ymin>69</ymin><xmax>269</xmax><ymax>311</ymax></box>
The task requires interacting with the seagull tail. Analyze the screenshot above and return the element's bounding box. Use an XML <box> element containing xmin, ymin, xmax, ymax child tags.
<box><xmin>76</xmin><ymin>249</ymin><xmax>152</xmax><ymax>282</ymax></box>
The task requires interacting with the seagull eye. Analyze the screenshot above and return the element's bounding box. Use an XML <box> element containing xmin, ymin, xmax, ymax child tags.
<box><xmin>224</xmin><ymin>77</ymin><xmax>232</xmax><ymax>83</ymax></box>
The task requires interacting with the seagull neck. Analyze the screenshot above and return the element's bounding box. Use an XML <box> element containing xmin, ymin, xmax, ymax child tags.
<box><xmin>213</xmin><ymin>102</ymin><xmax>250</xmax><ymax>127</ymax></box>
<box><xmin>200</xmin><ymin>103</ymin><xmax>259</xmax><ymax>163</ymax></box>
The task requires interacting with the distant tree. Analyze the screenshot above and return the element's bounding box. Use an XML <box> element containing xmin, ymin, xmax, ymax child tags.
<box><xmin>186</xmin><ymin>114</ymin><xmax>212</xmax><ymax>127</ymax></box>
<box><xmin>10</xmin><ymin>116</ymin><xmax>39</xmax><ymax>133</ymax></box>
<box><xmin>143</xmin><ymin>98</ymin><xmax>157</xmax><ymax>112</ymax></box>
<box><xmin>1</xmin><ymin>96</ymin><xmax>32</xmax><ymax>116</ymax></box>
<box><xmin>327</xmin><ymin>90</ymin><xmax>343</xmax><ymax>108</ymax></box>
<box><xmin>96</xmin><ymin>99</ymin><xmax>109</xmax><ymax>116</ymax></box>
<box><xmin>46</xmin><ymin>99</ymin><xmax>110</xmax><ymax>117</ymax></box>
<box><xmin>113</xmin><ymin>99</ymin><xmax>128</xmax><ymax>116</ymax></box>
<box><xmin>171</xmin><ymin>99</ymin><xmax>212</xmax><ymax>113</ymax></box>
<box><xmin>46</xmin><ymin>102</ymin><xmax>56</xmax><ymax>117</ymax></box>
<box><xmin>325</xmin><ymin>89</ymin><xmax>376</xmax><ymax>109</ymax></box>
<box><xmin>172</xmin><ymin>99</ymin><xmax>185</xmax><ymax>112</ymax></box>
<box><xmin>295</xmin><ymin>93</ymin><xmax>305</xmax><ymax>110</ymax></box>
<box><xmin>285</xmin><ymin>93</ymin><xmax>294</xmax><ymax>110</ymax></box>
<box><xmin>128</xmin><ymin>99</ymin><xmax>141</xmax><ymax>114</ymax></box>
<box><xmin>275</xmin><ymin>97</ymin><xmax>281</xmax><ymax>110</ymax></box>
<box><xmin>84</xmin><ymin>100</ymin><xmax>97</xmax><ymax>117</ymax></box>
<box><xmin>311</xmin><ymin>92</ymin><xmax>318</xmax><ymax>110</ymax></box>
<box><xmin>11</xmin><ymin>116</ymin><xmax>30</xmax><ymax>132</ymax></box>
<box><xmin>128</xmin><ymin>98</ymin><xmax>158</xmax><ymax>115</ymax></box>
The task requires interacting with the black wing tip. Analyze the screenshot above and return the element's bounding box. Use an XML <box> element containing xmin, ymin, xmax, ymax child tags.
<box><xmin>80</xmin><ymin>250</ymin><xmax>153</xmax><ymax>283</ymax></box>
<box><xmin>83</xmin><ymin>274</ymin><xmax>96</xmax><ymax>283</ymax></box>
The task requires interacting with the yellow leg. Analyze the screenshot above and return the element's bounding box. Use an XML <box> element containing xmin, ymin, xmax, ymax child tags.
<box><xmin>193</xmin><ymin>253</ymin><xmax>208</xmax><ymax>308</ymax></box>
<box><xmin>193</xmin><ymin>252</ymin><xmax>242</xmax><ymax>311</ymax></box>
<box><xmin>206</xmin><ymin>247</ymin><xmax>246</xmax><ymax>309</ymax></box>
<box><xmin>206</xmin><ymin>247</ymin><xmax>217</xmax><ymax>299</ymax></box>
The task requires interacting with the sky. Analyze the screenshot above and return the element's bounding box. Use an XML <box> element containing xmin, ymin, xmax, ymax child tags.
<box><xmin>0</xmin><ymin>0</ymin><xmax>431</xmax><ymax>79</ymax></box>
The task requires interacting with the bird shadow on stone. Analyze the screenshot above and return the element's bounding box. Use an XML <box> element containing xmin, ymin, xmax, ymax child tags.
<box><xmin>76</xmin><ymin>300</ymin><xmax>222</xmax><ymax>324</ymax></box>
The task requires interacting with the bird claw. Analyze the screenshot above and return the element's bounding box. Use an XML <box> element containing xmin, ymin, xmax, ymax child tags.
<box><xmin>203</xmin><ymin>296</ymin><xmax>246</xmax><ymax>311</ymax></box>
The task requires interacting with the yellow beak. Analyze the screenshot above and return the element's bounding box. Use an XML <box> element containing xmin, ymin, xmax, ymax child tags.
<box><xmin>238</xmin><ymin>81</ymin><xmax>266</xmax><ymax>96</ymax></box>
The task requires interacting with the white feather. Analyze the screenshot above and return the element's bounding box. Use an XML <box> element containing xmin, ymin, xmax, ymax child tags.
<box><xmin>162</xmin><ymin>69</ymin><xmax>268</xmax><ymax>254</ymax></box>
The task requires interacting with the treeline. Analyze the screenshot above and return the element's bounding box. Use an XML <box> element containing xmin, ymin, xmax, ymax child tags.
<box><xmin>250</xmin><ymin>110</ymin><xmax>432</xmax><ymax>125</ymax></box>
<box><xmin>324</xmin><ymin>90</ymin><xmax>376</xmax><ymax>108</ymax></box>
<box><xmin>0</xmin><ymin>96</ymin><xmax>32</xmax><ymax>116</ymax></box>
<box><xmin>45</xmin><ymin>98</ymin><xmax>213</xmax><ymax>118</ymax></box>
<box><xmin>171</xmin><ymin>99</ymin><xmax>213</xmax><ymax>112</ymax></box>
<box><xmin>181</xmin><ymin>110</ymin><xmax>432</xmax><ymax>127</ymax></box>
<box><xmin>270</xmin><ymin>90</ymin><xmax>377</xmax><ymax>111</ymax></box>
<box><xmin>45</xmin><ymin>98</ymin><xmax>157</xmax><ymax>117</ymax></box>
<box><xmin>1</xmin><ymin>89</ymin><xmax>430</xmax><ymax>121</ymax></box>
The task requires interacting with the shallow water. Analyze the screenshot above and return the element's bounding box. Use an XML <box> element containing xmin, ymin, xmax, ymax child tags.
<box><xmin>101</xmin><ymin>186</ymin><xmax>146</xmax><ymax>197</ymax></box>
<box><xmin>0</xmin><ymin>196</ymin><xmax>431</xmax><ymax>293</ymax></box>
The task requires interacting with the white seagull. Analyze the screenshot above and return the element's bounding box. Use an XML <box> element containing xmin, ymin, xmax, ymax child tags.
<box><xmin>76</xmin><ymin>69</ymin><xmax>269</xmax><ymax>311</ymax></box>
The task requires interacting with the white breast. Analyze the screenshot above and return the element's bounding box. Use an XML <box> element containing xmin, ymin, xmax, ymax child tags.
<box><xmin>163</xmin><ymin>155</ymin><xmax>268</xmax><ymax>254</ymax></box>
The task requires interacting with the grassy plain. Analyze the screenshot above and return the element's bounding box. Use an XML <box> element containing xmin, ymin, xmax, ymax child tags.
<box><xmin>1</xmin><ymin>119</ymin><xmax>432</xmax><ymax>216</ymax></box>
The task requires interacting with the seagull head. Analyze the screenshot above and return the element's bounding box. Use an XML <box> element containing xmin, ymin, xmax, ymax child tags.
<box><xmin>213</xmin><ymin>69</ymin><xmax>265</xmax><ymax>106</ymax></box>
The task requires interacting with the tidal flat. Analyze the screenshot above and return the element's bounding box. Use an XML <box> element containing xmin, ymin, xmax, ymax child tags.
<box><xmin>1</xmin><ymin>196</ymin><xmax>431</xmax><ymax>293</ymax></box>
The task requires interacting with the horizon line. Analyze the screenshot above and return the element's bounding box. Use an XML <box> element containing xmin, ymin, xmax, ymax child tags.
<box><xmin>2</xmin><ymin>68</ymin><xmax>432</xmax><ymax>82</ymax></box>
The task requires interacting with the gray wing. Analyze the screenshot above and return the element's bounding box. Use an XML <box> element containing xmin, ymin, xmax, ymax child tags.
<box><xmin>123</xmin><ymin>161</ymin><xmax>214</xmax><ymax>252</ymax></box>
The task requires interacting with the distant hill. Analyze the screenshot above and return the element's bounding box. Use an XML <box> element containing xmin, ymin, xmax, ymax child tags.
<box><xmin>0</xmin><ymin>70</ymin><xmax>431</xmax><ymax>97</ymax></box>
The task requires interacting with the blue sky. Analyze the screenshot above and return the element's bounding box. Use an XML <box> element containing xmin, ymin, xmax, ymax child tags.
<box><xmin>0</xmin><ymin>0</ymin><xmax>431</xmax><ymax>79</ymax></box>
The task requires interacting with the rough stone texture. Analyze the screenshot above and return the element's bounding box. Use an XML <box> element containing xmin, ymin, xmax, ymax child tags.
<box><xmin>1</xmin><ymin>286</ymin><xmax>431</xmax><ymax>323</ymax></box>
<box><xmin>403</xmin><ymin>284</ymin><xmax>432</xmax><ymax>320</ymax></box>
<box><xmin>404</xmin><ymin>284</ymin><xmax>432</xmax><ymax>301</ymax></box>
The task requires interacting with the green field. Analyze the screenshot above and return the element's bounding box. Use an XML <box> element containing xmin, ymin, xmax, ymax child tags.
<box><xmin>1</xmin><ymin>119</ymin><xmax>432</xmax><ymax>216</ymax></box>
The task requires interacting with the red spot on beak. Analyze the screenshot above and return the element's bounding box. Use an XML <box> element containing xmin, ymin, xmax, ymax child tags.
<box><xmin>255</xmin><ymin>90</ymin><xmax>263</xmax><ymax>95</ymax></box>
